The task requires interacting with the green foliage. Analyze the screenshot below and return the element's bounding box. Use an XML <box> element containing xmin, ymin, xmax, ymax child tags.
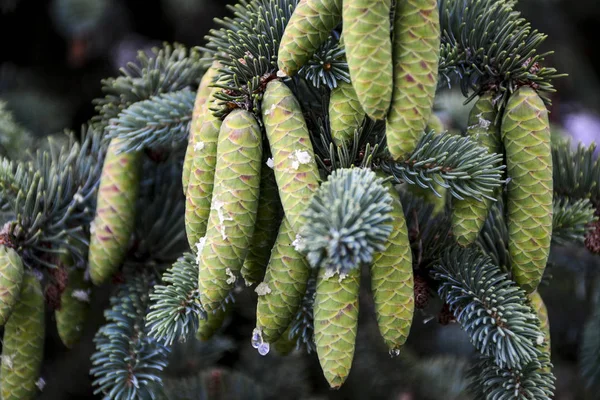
<box><xmin>468</xmin><ymin>356</ymin><xmax>555</xmax><ymax>400</ymax></box>
<box><xmin>0</xmin><ymin>127</ymin><xmax>105</xmax><ymax>268</ymax></box>
<box><xmin>476</xmin><ymin>200</ymin><xmax>510</xmax><ymax>271</ymax></box>
<box><xmin>0</xmin><ymin>101</ymin><xmax>33</xmax><ymax>160</ymax></box>
<box><xmin>552</xmin><ymin>197</ymin><xmax>597</xmax><ymax>245</ymax></box>
<box><xmin>297</xmin><ymin>167</ymin><xmax>394</xmax><ymax>273</ymax></box>
<box><xmin>107</xmin><ymin>89</ymin><xmax>196</xmax><ymax>153</ymax></box>
<box><xmin>297</xmin><ymin>34</ymin><xmax>349</xmax><ymax>89</ymax></box>
<box><xmin>146</xmin><ymin>252</ymin><xmax>206</xmax><ymax>346</ymax></box>
<box><xmin>91</xmin><ymin>271</ymin><xmax>170</xmax><ymax>400</ymax></box>
<box><xmin>289</xmin><ymin>273</ymin><xmax>317</xmax><ymax>353</ymax></box>
<box><xmin>201</xmin><ymin>0</ymin><xmax>349</xmax><ymax>118</ymax></box>
<box><xmin>552</xmin><ymin>140</ymin><xmax>600</xmax><ymax>202</ymax></box>
<box><xmin>93</xmin><ymin>43</ymin><xmax>204</xmax><ymax>130</ymax></box>
<box><xmin>379</xmin><ymin>131</ymin><xmax>505</xmax><ymax>201</ymax></box>
<box><xmin>439</xmin><ymin>0</ymin><xmax>564</xmax><ymax>109</ymax></box>
<box><xmin>433</xmin><ymin>247</ymin><xmax>544</xmax><ymax>370</ymax></box>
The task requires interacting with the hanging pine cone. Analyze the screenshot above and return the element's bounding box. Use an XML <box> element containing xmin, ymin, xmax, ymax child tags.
<box><xmin>414</xmin><ymin>275</ymin><xmax>430</xmax><ymax>310</ymax></box>
<box><xmin>585</xmin><ymin>219</ymin><xmax>600</xmax><ymax>254</ymax></box>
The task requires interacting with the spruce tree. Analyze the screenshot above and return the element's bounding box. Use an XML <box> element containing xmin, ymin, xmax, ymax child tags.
<box><xmin>2</xmin><ymin>0</ymin><xmax>600</xmax><ymax>399</ymax></box>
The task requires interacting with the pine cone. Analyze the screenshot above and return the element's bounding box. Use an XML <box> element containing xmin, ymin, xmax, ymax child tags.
<box><xmin>414</xmin><ymin>275</ymin><xmax>430</xmax><ymax>310</ymax></box>
<box><xmin>585</xmin><ymin>219</ymin><xmax>600</xmax><ymax>254</ymax></box>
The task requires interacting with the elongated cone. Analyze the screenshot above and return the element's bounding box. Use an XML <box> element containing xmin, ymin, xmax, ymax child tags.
<box><xmin>1</xmin><ymin>274</ymin><xmax>44</xmax><ymax>400</ymax></box>
<box><xmin>89</xmin><ymin>138</ymin><xmax>142</xmax><ymax>285</ymax></box>
<box><xmin>277</xmin><ymin>0</ymin><xmax>343</xmax><ymax>77</ymax></box>
<box><xmin>386</xmin><ymin>0</ymin><xmax>440</xmax><ymax>160</ymax></box>
<box><xmin>185</xmin><ymin>89</ymin><xmax>222</xmax><ymax>251</ymax></box>
<box><xmin>56</xmin><ymin>268</ymin><xmax>91</xmax><ymax>348</ymax></box>
<box><xmin>427</xmin><ymin>112</ymin><xmax>444</xmax><ymax>134</ymax></box>
<box><xmin>0</xmin><ymin>245</ymin><xmax>24</xmax><ymax>326</ymax></box>
<box><xmin>343</xmin><ymin>0</ymin><xmax>393</xmax><ymax>120</ymax></box>
<box><xmin>314</xmin><ymin>267</ymin><xmax>360</xmax><ymax>389</ymax></box>
<box><xmin>197</xmin><ymin>307</ymin><xmax>228</xmax><ymax>341</ymax></box>
<box><xmin>183</xmin><ymin>63</ymin><xmax>221</xmax><ymax>195</ymax></box>
<box><xmin>255</xmin><ymin>218</ymin><xmax>311</xmax><ymax>343</ymax></box>
<box><xmin>529</xmin><ymin>291</ymin><xmax>551</xmax><ymax>357</ymax></box>
<box><xmin>197</xmin><ymin>109</ymin><xmax>262</xmax><ymax>312</ymax></box>
<box><xmin>262</xmin><ymin>80</ymin><xmax>320</xmax><ymax>235</ymax></box>
<box><xmin>329</xmin><ymin>81</ymin><xmax>365</xmax><ymax>147</ymax></box>
<box><xmin>241</xmin><ymin>166</ymin><xmax>282</xmax><ymax>286</ymax></box>
<box><xmin>502</xmin><ymin>87</ymin><xmax>552</xmax><ymax>294</ymax></box>
<box><xmin>274</xmin><ymin>325</ymin><xmax>297</xmax><ymax>356</ymax></box>
<box><xmin>371</xmin><ymin>182</ymin><xmax>414</xmax><ymax>352</ymax></box>
<box><xmin>452</xmin><ymin>93</ymin><xmax>502</xmax><ymax>246</ymax></box>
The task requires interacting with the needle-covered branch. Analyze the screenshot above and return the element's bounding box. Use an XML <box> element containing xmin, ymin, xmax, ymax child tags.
<box><xmin>380</xmin><ymin>131</ymin><xmax>505</xmax><ymax>201</ymax></box>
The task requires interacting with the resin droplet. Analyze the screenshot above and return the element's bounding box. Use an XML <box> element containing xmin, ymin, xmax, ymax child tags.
<box><xmin>389</xmin><ymin>349</ymin><xmax>401</xmax><ymax>358</ymax></box>
<box><xmin>251</xmin><ymin>327</ymin><xmax>262</xmax><ymax>349</ymax></box>
<box><xmin>258</xmin><ymin>342</ymin><xmax>270</xmax><ymax>356</ymax></box>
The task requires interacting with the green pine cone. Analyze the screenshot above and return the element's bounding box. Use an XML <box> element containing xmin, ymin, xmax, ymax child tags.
<box><xmin>342</xmin><ymin>0</ymin><xmax>393</xmax><ymax>120</ymax></box>
<box><xmin>55</xmin><ymin>268</ymin><xmax>91</xmax><ymax>348</ymax></box>
<box><xmin>277</xmin><ymin>0</ymin><xmax>343</xmax><ymax>77</ymax></box>
<box><xmin>241</xmin><ymin>166</ymin><xmax>283</xmax><ymax>286</ymax></box>
<box><xmin>196</xmin><ymin>307</ymin><xmax>228</xmax><ymax>341</ymax></box>
<box><xmin>502</xmin><ymin>87</ymin><xmax>553</xmax><ymax>294</ymax></box>
<box><xmin>452</xmin><ymin>93</ymin><xmax>502</xmax><ymax>246</ymax></box>
<box><xmin>185</xmin><ymin>89</ymin><xmax>222</xmax><ymax>251</ymax></box>
<box><xmin>255</xmin><ymin>218</ymin><xmax>310</xmax><ymax>343</ymax></box>
<box><xmin>1</xmin><ymin>274</ymin><xmax>45</xmax><ymax>400</ymax></box>
<box><xmin>183</xmin><ymin>63</ymin><xmax>221</xmax><ymax>195</ymax></box>
<box><xmin>314</xmin><ymin>267</ymin><xmax>360</xmax><ymax>389</ymax></box>
<box><xmin>197</xmin><ymin>109</ymin><xmax>262</xmax><ymax>312</ymax></box>
<box><xmin>386</xmin><ymin>0</ymin><xmax>440</xmax><ymax>160</ymax></box>
<box><xmin>274</xmin><ymin>325</ymin><xmax>297</xmax><ymax>356</ymax></box>
<box><xmin>529</xmin><ymin>291</ymin><xmax>551</xmax><ymax>361</ymax></box>
<box><xmin>426</xmin><ymin>112</ymin><xmax>444</xmax><ymax>134</ymax></box>
<box><xmin>370</xmin><ymin>183</ymin><xmax>414</xmax><ymax>352</ymax></box>
<box><xmin>262</xmin><ymin>80</ymin><xmax>320</xmax><ymax>235</ymax></box>
<box><xmin>0</xmin><ymin>245</ymin><xmax>24</xmax><ymax>326</ymax></box>
<box><xmin>89</xmin><ymin>138</ymin><xmax>142</xmax><ymax>285</ymax></box>
<box><xmin>329</xmin><ymin>81</ymin><xmax>365</xmax><ymax>147</ymax></box>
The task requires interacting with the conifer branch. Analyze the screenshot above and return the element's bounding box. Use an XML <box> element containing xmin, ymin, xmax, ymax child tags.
<box><xmin>552</xmin><ymin>140</ymin><xmax>600</xmax><ymax>203</ymax></box>
<box><xmin>146</xmin><ymin>253</ymin><xmax>206</xmax><ymax>346</ymax></box>
<box><xmin>0</xmin><ymin>127</ymin><xmax>105</xmax><ymax>268</ymax></box>
<box><xmin>468</xmin><ymin>355</ymin><xmax>555</xmax><ymax>400</ymax></box>
<box><xmin>296</xmin><ymin>167</ymin><xmax>394</xmax><ymax>274</ymax></box>
<box><xmin>201</xmin><ymin>0</ymin><xmax>349</xmax><ymax>118</ymax></box>
<box><xmin>399</xmin><ymin>189</ymin><xmax>453</xmax><ymax>268</ymax></box>
<box><xmin>297</xmin><ymin>35</ymin><xmax>349</xmax><ymax>89</ymax></box>
<box><xmin>552</xmin><ymin>197</ymin><xmax>597</xmax><ymax>245</ymax></box>
<box><xmin>476</xmin><ymin>201</ymin><xmax>510</xmax><ymax>272</ymax></box>
<box><xmin>289</xmin><ymin>273</ymin><xmax>317</xmax><ymax>354</ymax></box>
<box><xmin>107</xmin><ymin>89</ymin><xmax>195</xmax><ymax>153</ymax></box>
<box><xmin>92</xmin><ymin>43</ymin><xmax>203</xmax><ymax>129</ymax></box>
<box><xmin>439</xmin><ymin>0</ymin><xmax>564</xmax><ymax>109</ymax></box>
<box><xmin>130</xmin><ymin>163</ymin><xmax>187</xmax><ymax>267</ymax></box>
<box><xmin>433</xmin><ymin>247</ymin><xmax>544</xmax><ymax>370</ymax></box>
<box><xmin>90</xmin><ymin>271</ymin><xmax>170</xmax><ymax>400</ymax></box>
<box><xmin>379</xmin><ymin>131</ymin><xmax>505</xmax><ymax>201</ymax></box>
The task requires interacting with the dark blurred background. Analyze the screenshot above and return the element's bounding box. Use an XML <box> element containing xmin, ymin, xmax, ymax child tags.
<box><xmin>1</xmin><ymin>0</ymin><xmax>600</xmax><ymax>399</ymax></box>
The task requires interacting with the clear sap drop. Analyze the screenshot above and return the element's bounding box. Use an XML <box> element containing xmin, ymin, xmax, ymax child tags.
<box><xmin>251</xmin><ymin>328</ymin><xmax>261</xmax><ymax>349</ymax></box>
<box><xmin>389</xmin><ymin>349</ymin><xmax>400</xmax><ymax>357</ymax></box>
<box><xmin>258</xmin><ymin>342</ymin><xmax>270</xmax><ymax>356</ymax></box>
